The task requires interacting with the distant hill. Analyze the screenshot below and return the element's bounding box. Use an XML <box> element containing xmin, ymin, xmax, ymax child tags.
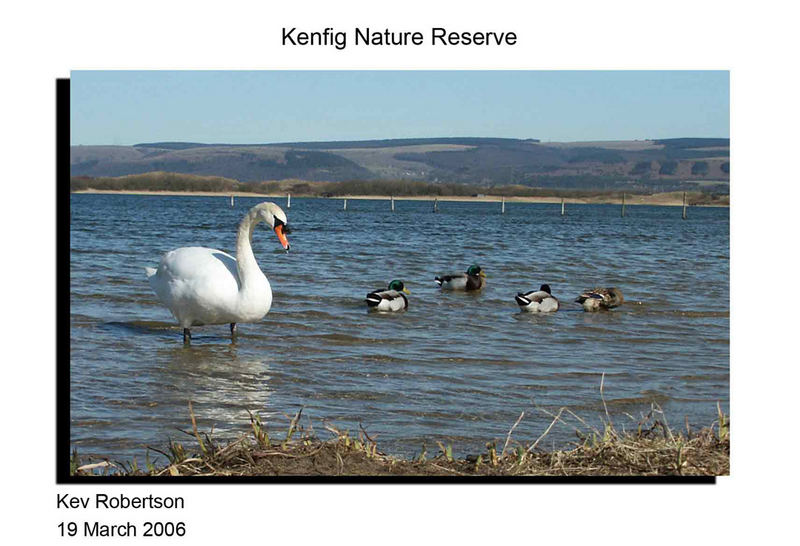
<box><xmin>71</xmin><ymin>137</ymin><xmax>729</xmax><ymax>192</ymax></box>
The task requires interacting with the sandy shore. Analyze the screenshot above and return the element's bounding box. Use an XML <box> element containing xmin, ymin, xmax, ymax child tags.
<box><xmin>72</xmin><ymin>189</ymin><xmax>728</xmax><ymax>207</ymax></box>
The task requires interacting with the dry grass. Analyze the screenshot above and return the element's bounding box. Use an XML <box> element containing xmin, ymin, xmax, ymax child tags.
<box><xmin>71</xmin><ymin>398</ymin><xmax>729</xmax><ymax>478</ymax></box>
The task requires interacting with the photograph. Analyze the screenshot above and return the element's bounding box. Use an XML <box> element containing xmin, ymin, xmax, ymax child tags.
<box><xmin>15</xmin><ymin>0</ymin><xmax>800</xmax><ymax>543</ymax></box>
<box><xmin>64</xmin><ymin>70</ymin><xmax>730</xmax><ymax>480</ymax></box>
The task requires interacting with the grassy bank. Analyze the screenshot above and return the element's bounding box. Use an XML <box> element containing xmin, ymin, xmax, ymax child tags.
<box><xmin>71</xmin><ymin>402</ymin><xmax>729</xmax><ymax>477</ymax></box>
<box><xmin>70</xmin><ymin>172</ymin><xmax>729</xmax><ymax>206</ymax></box>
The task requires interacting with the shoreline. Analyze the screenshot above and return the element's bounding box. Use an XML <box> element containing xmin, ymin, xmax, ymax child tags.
<box><xmin>70</xmin><ymin>406</ymin><xmax>730</xmax><ymax>478</ymax></box>
<box><xmin>72</xmin><ymin>189</ymin><xmax>729</xmax><ymax>207</ymax></box>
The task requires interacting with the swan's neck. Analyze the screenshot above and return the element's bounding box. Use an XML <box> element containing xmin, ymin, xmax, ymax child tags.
<box><xmin>235</xmin><ymin>209</ymin><xmax>267</xmax><ymax>289</ymax></box>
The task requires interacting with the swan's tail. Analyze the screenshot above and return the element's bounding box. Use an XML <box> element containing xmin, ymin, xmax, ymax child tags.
<box><xmin>144</xmin><ymin>267</ymin><xmax>157</xmax><ymax>279</ymax></box>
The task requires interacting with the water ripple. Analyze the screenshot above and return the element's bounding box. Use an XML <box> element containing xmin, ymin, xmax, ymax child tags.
<box><xmin>69</xmin><ymin>194</ymin><xmax>729</xmax><ymax>462</ymax></box>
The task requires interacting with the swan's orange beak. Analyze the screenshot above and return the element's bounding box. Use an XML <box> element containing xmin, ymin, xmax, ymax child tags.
<box><xmin>274</xmin><ymin>224</ymin><xmax>290</xmax><ymax>250</ymax></box>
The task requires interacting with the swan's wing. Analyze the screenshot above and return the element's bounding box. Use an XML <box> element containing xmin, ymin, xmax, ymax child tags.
<box><xmin>157</xmin><ymin>247</ymin><xmax>238</xmax><ymax>282</ymax></box>
<box><xmin>150</xmin><ymin>247</ymin><xmax>241</xmax><ymax>316</ymax></box>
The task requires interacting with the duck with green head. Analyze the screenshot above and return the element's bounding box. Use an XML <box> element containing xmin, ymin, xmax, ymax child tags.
<box><xmin>365</xmin><ymin>280</ymin><xmax>410</xmax><ymax>312</ymax></box>
<box><xmin>434</xmin><ymin>264</ymin><xmax>486</xmax><ymax>291</ymax></box>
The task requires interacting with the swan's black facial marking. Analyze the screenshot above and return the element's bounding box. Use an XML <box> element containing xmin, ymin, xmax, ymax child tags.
<box><xmin>273</xmin><ymin>216</ymin><xmax>292</xmax><ymax>233</ymax></box>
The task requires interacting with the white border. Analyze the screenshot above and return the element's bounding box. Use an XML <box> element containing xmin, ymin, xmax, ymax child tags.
<box><xmin>3</xmin><ymin>0</ymin><xmax>797</xmax><ymax>543</ymax></box>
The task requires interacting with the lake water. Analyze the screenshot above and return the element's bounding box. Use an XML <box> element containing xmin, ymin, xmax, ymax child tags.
<box><xmin>69</xmin><ymin>194</ymin><xmax>729</xmax><ymax>463</ymax></box>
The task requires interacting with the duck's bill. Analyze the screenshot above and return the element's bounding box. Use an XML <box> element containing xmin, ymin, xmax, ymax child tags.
<box><xmin>403</xmin><ymin>288</ymin><xmax>411</xmax><ymax>294</ymax></box>
<box><xmin>274</xmin><ymin>224</ymin><xmax>290</xmax><ymax>250</ymax></box>
<box><xmin>479</xmin><ymin>271</ymin><xmax>487</xmax><ymax>278</ymax></box>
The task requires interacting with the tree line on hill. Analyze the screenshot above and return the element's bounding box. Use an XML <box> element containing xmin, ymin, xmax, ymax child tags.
<box><xmin>70</xmin><ymin>171</ymin><xmax>728</xmax><ymax>201</ymax></box>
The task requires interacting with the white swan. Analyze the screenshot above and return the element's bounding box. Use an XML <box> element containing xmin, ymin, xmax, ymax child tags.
<box><xmin>144</xmin><ymin>202</ymin><xmax>290</xmax><ymax>343</ymax></box>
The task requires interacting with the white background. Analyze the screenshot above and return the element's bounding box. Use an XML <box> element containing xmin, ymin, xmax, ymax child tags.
<box><xmin>1</xmin><ymin>0</ymin><xmax>798</xmax><ymax>543</ymax></box>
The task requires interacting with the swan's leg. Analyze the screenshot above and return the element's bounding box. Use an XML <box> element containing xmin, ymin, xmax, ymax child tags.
<box><xmin>183</xmin><ymin>328</ymin><xmax>191</xmax><ymax>344</ymax></box>
<box><xmin>230</xmin><ymin>323</ymin><xmax>237</xmax><ymax>337</ymax></box>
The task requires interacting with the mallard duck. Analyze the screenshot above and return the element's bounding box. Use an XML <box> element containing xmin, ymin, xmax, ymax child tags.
<box><xmin>434</xmin><ymin>264</ymin><xmax>486</xmax><ymax>291</ymax></box>
<box><xmin>515</xmin><ymin>284</ymin><xmax>559</xmax><ymax>312</ymax></box>
<box><xmin>575</xmin><ymin>287</ymin><xmax>624</xmax><ymax>312</ymax></box>
<box><xmin>365</xmin><ymin>280</ymin><xmax>410</xmax><ymax>312</ymax></box>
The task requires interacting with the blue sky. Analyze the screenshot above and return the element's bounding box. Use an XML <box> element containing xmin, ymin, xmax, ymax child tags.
<box><xmin>70</xmin><ymin>71</ymin><xmax>729</xmax><ymax>145</ymax></box>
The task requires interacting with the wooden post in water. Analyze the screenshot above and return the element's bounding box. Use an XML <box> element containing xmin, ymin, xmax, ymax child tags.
<box><xmin>287</xmin><ymin>193</ymin><xmax>291</xmax><ymax>209</ymax></box>
<box><xmin>391</xmin><ymin>195</ymin><xmax>395</xmax><ymax>211</ymax></box>
<box><xmin>621</xmin><ymin>193</ymin><xmax>626</xmax><ymax>217</ymax></box>
<box><xmin>343</xmin><ymin>198</ymin><xmax>347</xmax><ymax>211</ymax></box>
<box><xmin>433</xmin><ymin>198</ymin><xmax>438</xmax><ymax>213</ymax></box>
<box><xmin>561</xmin><ymin>198</ymin><xmax>565</xmax><ymax>216</ymax></box>
<box><xmin>682</xmin><ymin>192</ymin><xmax>687</xmax><ymax>220</ymax></box>
<box><xmin>501</xmin><ymin>196</ymin><xmax>505</xmax><ymax>214</ymax></box>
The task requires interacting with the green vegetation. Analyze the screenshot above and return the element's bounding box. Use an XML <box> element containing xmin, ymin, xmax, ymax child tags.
<box><xmin>630</xmin><ymin>161</ymin><xmax>653</xmax><ymax>175</ymax></box>
<box><xmin>70</xmin><ymin>172</ymin><xmax>730</xmax><ymax>205</ymax></box>
<box><xmin>659</xmin><ymin>160</ymin><xmax>678</xmax><ymax>175</ymax></box>
<box><xmin>323</xmin><ymin>179</ymin><xmax>484</xmax><ymax>196</ymax></box>
<box><xmin>564</xmin><ymin>147</ymin><xmax>625</xmax><ymax>164</ymax></box>
<box><xmin>67</xmin><ymin>172</ymin><xmax>617</xmax><ymax>198</ymax></box>
<box><xmin>70</xmin><ymin>400</ymin><xmax>729</xmax><ymax>477</ymax></box>
<box><xmin>70</xmin><ymin>173</ymin><xmax>489</xmax><ymax>196</ymax></box>
<box><xmin>72</xmin><ymin>138</ymin><xmax>729</xmax><ymax>190</ymax></box>
<box><xmin>654</xmin><ymin>138</ymin><xmax>730</xmax><ymax>149</ymax></box>
<box><xmin>70</xmin><ymin>172</ymin><xmax>250</xmax><ymax>193</ymax></box>
<box><xmin>134</xmin><ymin>137</ymin><xmax>539</xmax><ymax>151</ymax></box>
<box><xmin>692</xmin><ymin>161</ymin><xmax>709</xmax><ymax>175</ymax></box>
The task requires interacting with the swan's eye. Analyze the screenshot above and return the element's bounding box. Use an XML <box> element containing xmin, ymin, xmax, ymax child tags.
<box><xmin>274</xmin><ymin>217</ymin><xmax>291</xmax><ymax>233</ymax></box>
